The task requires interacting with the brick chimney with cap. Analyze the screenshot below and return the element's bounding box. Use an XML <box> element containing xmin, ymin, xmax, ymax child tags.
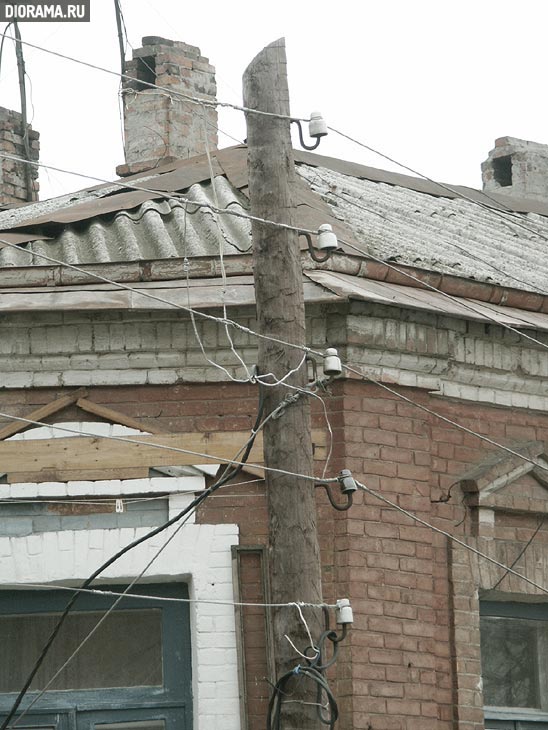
<box><xmin>116</xmin><ymin>37</ymin><xmax>218</xmax><ymax>177</ymax></box>
<box><xmin>0</xmin><ymin>106</ymin><xmax>39</xmax><ymax>206</ymax></box>
<box><xmin>482</xmin><ymin>136</ymin><xmax>548</xmax><ymax>201</ymax></box>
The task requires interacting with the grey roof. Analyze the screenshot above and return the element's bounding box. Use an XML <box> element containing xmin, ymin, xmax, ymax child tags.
<box><xmin>296</xmin><ymin>163</ymin><xmax>548</xmax><ymax>294</ymax></box>
<box><xmin>0</xmin><ymin>146</ymin><xmax>547</xmax><ymax>298</ymax></box>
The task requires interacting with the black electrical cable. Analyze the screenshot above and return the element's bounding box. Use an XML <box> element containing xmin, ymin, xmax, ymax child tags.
<box><xmin>113</xmin><ymin>0</ymin><xmax>126</xmax><ymax>77</ymax></box>
<box><xmin>12</xmin><ymin>21</ymin><xmax>33</xmax><ymax>202</ymax></box>
<box><xmin>267</xmin><ymin>629</ymin><xmax>342</xmax><ymax>730</ymax></box>
<box><xmin>1</xmin><ymin>392</ymin><xmax>265</xmax><ymax>730</ymax></box>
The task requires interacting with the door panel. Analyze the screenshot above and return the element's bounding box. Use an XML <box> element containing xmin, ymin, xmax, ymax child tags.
<box><xmin>3</xmin><ymin>712</ymin><xmax>70</xmax><ymax>730</ymax></box>
<box><xmin>77</xmin><ymin>708</ymin><xmax>180</xmax><ymax>730</ymax></box>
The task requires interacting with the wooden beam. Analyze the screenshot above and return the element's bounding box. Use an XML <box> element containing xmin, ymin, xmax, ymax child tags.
<box><xmin>0</xmin><ymin>429</ymin><xmax>326</xmax><ymax>478</ymax></box>
<box><xmin>0</xmin><ymin>388</ymin><xmax>88</xmax><ymax>441</ymax></box>
<box><xmin>76</xmin><ymin>398</ymin><xmax>163</xmax><ymax>434</ymax></box>
<box><xmin>7</xmin><ymin>467</ymin><xmax>149</xmax><ymax>484</ymax></box>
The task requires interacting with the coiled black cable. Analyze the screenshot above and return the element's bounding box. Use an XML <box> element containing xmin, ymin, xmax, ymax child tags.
<box><xmin>267</xmin><ymin>628</ymin><xmax>342</xmax><ymax>730</ymax></box>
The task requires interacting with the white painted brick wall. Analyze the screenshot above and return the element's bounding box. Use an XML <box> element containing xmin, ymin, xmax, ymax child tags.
<box><xmin>1</xmin><ymin>517</ymin><xmax>241</xmax><ymax>730</ymax></box>
<box><xmin>2</xmin><ymin>303</ymin><xmax>547</xmax><ymax>414</ymax></box>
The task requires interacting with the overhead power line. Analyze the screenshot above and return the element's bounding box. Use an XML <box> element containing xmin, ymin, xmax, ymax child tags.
<box><xmin>1</xmin><ymin>581</ymin><xmax>337</xmax><ymax>609</ymax></box>
<box><xmin>0</xmin><ymin>411</ymin><xmax>338</xmax><ymax>485</ymax></box>
<box><xmin>0</xmin><ymin>387</ymin><xmax>267</xmax><ymax>730</ymax></box>
<box><xmin>357</xmin><ymin>481</ymin><xmax>548</xmax><ymax>596</ymax></box>
<box><xmin>0</xmin><ymin>30</ymin><xmax>310</xmax><ymax>122</ymax></box>
<box><xmin>0</xmin><ymin>234</ymin><xmax>547</xmax><ymax>481</ymax></box>
<box><xmin>1</xmin><ymin>148</ymin><xmax>547</xmax><ymax>353</ymax></box>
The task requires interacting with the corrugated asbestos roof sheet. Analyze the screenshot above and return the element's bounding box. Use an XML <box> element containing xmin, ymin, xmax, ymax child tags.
<box><xmin>296</xmin><ymin>163</ymin><xmax>548</xmax><ymax>294</ymax></box>
<box><xmin>0</xmin><ymin>178</ymin><xmax>252</xmax><ymax>267</ymax></box>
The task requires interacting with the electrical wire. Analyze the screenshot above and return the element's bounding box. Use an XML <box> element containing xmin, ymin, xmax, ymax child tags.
<box><xmin>0</xmin><ymin>410</ymin><xmax>337</xmax><ymax>484</ymax></box>
<box><xmin>0</xmin><ymin>235</ymin><xmax>323</xmax><ymax>361</ymax></box>
<box><xmin>304</xmin><ymin>165</ymin><xmax>548</xmax><ymax>297</ymax></box>
<box><xmin>113</xmin><ymin>0</ymin><xmax>126</xmax><ymax>77</ymax></box>
<box><xmin>0</xmin><ymin>147</ymin><xmax>547</xmax><ymax>486</ymax></box>
<box><xmin>0</xmin><ymin>477</ymin><xmax>267</xmax><ymax>506</ymax></box>
<box><xmin>1</xmin><ymin>226</ymin><xmax>547</xmax><ymax>483</ymax></box>
<box><xmin>267</xmin><ymin>627</ymin><xmax>340</xmax><ymax>730</ymax></box>
<box><xmin>198</xmin><ymin>108</ymin><xmax>253</xmax><ymax>381</ymax></box>
<box><xmin>0</xmin><ymin>22</ymin><xmax>14</xmax><ymax>81</ymax></box>
<box><xmin>3</xmin><ymin>29</ymin><xmax>548</xmax><ymax>300</ymax></box>
<box><xmin>489</xmin><ymin>515</ymin><xmax>547</xmax><ymax>591</ymax></box>
<box><xmin>1</xmin><ymin>220</ymin><xmax>547</xmax><ymax>483</ymax></box>
<box><xmin>327</xmin><ymin>125</ymin><xmax>548</xmax><ymax>253</ymax></box>
<box><xmin>0</xmin><ymin>582</ymin><xmax>336</xmax><ymax>609</ymax></box>
<box><xmin>343</xmin><ymin>362</ymin><xmax>548</xmax><ymax>476</ymax></box>
<box><xmin>3</xmin><ymin>26</ymin><xmax>548</xmax><ymax>277</ymax></box>
<box><xmin>339</xmin><ymin>236</ymin><xmax>548</xmax><ymax>352</ymax></box>
<box><xmin>0</xmin><ymin>30</ymin><xmax>310</xmax><ymax>123</ymax></box>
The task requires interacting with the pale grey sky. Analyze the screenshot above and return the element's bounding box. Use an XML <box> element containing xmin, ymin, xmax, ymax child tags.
<box><xmin>1</xmin><ymin>0</ymin><xmax>547</xmax><ymax>200</ymax></box>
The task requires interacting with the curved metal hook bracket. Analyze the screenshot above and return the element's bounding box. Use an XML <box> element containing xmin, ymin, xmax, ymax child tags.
<box><xmin>315</xmin><ymin>482</ymin><xmax>354</xmax><ymax>511</ymax></box>
<box><xmin>291</xmin><ymin>119</ymin><xmax>322</xmax><ymax>151</ymax></box>
<box><xmin>299</xmin><ymin>231</ymin><xmax>331</xmax><ymax>263</ymax></box>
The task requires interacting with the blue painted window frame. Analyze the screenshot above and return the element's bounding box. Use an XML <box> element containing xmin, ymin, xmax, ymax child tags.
<box><xmin>0</xmin><ymin>583</ymin><xmax>192</xmax><ymax>730</ymax></box>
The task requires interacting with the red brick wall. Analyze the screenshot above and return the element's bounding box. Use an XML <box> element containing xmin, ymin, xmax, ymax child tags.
<box><xmin>339</xmin><ymin>379</ymin><xmax>548</xmax><ymax>730</ymax></box>
<box><xmin>3</xmin><ymin>380</ymin><xmax>548</xmax><ymax>730</ymax></box>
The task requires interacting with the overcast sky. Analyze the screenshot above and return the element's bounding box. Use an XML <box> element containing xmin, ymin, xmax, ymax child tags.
<box><xmin>1</xmin><ymin>0</ymin><xmax>547</xmax><ymax>200</ymax></box>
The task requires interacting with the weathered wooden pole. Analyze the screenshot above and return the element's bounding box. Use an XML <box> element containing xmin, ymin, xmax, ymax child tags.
<box><xmin>243</xmin><ymin>38</ymin><xmax>323</xmax><ymax>728</ymax></box>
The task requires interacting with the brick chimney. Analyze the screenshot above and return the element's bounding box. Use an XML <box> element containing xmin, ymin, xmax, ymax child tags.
<box><xmin>482</xmin><ymin>137</ymin><xmax>548</xmax><ymax>201</ymax></box>
<box><xmin>0</xmin><ymin>106</ymin><xmax>39</xmax><ymax>206</ymax></box>
<box><xmin>116</xmin><ymin>37</ymin><xmax>218</xmax><ymax>177</ymax></box>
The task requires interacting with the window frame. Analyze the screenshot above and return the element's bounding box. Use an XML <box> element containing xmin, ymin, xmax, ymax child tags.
<box><xmin>0</xmin><ymin>584</ymin><xmax>192</xmax><ymax>729</ymax></box>
<box><xmin>481</xmin><ymin>601</ymin><xmax>548</xmax><ymax>728</ymax></box>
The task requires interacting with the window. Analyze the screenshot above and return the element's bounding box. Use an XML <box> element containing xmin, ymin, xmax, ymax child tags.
<box><xmin>481</xmin><ymin>602</ymin><xmax>548</xmax><ymax>729</ymax></box>
<box><xmin>0</xmin><ymin>584</ymin><xmax>192</xmax><ymax>730</ymax></box>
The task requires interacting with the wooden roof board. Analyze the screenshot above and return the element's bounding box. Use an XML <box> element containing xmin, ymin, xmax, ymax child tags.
<box><xmin>306</xmin><ymin>270</ymin><xmax>548</xmax><ymax>330</ymax></box>
<box><xmin>0</xmin><ymin>275</ymin><xmax>341</xmax><ymax>311</ymax></box>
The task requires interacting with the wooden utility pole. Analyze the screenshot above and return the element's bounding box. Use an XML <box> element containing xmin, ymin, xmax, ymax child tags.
<box><xmin>243</xmin><ymin>39</ymin><xmax>323</xmax><ymax>728</ymax></box>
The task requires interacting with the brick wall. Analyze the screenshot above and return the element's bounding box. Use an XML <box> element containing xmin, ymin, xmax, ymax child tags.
<box><xmin>0</xmin><ymin>106</ymin><xmax>39</xmax><ymax>205</ymax></box>
<box><xmin>2</xmin><ymin>301</ymin><xmax>548</xmax><ymax>728</ymax></box>
<box><xmin>0</xmin><ymin>305</ymin><xmax>332</xmax><ymax>389</ymax></box>
<box><xmin>338</xmin><ymin>379</ymin><xmax>548</xmax><ymax>730</ymax></box>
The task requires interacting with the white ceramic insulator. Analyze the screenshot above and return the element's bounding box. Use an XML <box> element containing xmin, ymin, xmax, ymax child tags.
<box><xmin>336</xmin><ymin>598</ymin><xmax>354</xmax><ymax>624</ymax></box>
<box><xmin>309</xmin><ymin>111</ymin><xmax>328</xmax><ymax>138</ymax></box>
<box><xmin>323</xmin><ymin>347</ymin><xmax>342</xmax><ymax>376</ymax></box>
<box><xmin>317</xmin><ymin>223</ymin><xmax>338</xmax><ymax>251</ymax></box>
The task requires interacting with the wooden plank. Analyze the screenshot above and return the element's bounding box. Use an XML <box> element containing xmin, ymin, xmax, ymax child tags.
<box><xmin>76</xmin><ymin>398</ymin><xmax>162</xmax><ymax>434</ymax></box>
<box><xmin>7</xmin><ymin>467</ymin><xmax>149</xmax><ymax>484</ymax></box>
<box><xmin>0</xmin><ymin>429</ymin><xmax>326</xmax><ymax>476</ymax></box>
<box><xmin>0</xmin><ymin>388</ymin><xmax>88</xmax><ymax>441</ymax></box>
